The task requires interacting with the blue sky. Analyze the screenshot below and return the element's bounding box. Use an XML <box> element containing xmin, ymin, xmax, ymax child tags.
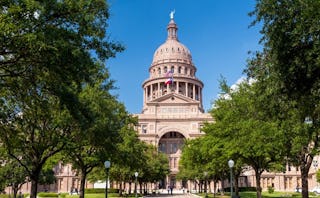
<box><xmin>106</xmin><ymin>0</ymin><xmax>262</xmax><ymax>114</ymax></box>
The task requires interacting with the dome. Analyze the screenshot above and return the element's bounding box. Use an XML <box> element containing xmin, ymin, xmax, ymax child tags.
<box><xmin>152</xmin><ymin>39</ymin><xmax>192</xmax><ymax>64</ymax></box>
<box><xmin>151</xmin><ymin>18</ymin><xmax>192</xmax><ymax>64</ymax></box>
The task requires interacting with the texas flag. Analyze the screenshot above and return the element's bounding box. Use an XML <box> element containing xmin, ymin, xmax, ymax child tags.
<box><xmin>165</xmin><ymin>70</ymin><xmax>173</xmax><ymax>85</ymax></box>
<box><xmin>165</xmin><ymin>77</ymin><xmax>173</xmax><ymax>85</ymax></box>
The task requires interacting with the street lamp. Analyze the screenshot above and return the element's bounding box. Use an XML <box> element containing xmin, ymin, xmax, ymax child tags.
<box><xmin>228</xmin><ymin>159</ymin><xmax>234</xmax><ymax>198</ymax></box>
<box><xmin>134</xmin><ymin>172</ymin><xmax>139</xmax><ymax>198</ymax></box>
<box><xmin>104</xmin><ymin>161</ymin><xmax>111</xmax><ymax>198</ymax></box>
<box><xmin>204</xmin><ymin>171</ymin><xmax>208</xmax><ymax>198</ymax></box>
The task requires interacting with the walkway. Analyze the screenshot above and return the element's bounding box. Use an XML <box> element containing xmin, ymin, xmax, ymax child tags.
<box><xmin>143</xmin><ymin>193</ymin><xmax>200</xmax><ymax>198</ymax></box>
<box><xmin>143</xmin><ymin>190</ymin><xmax>201</xmax><ymax>198</ymax></box>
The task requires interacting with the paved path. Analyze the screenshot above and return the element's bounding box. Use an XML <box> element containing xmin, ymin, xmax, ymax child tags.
<box><xmin>143</xmin><ymin>193</ymin><xmax>200</xmax><ymax>198</ymax></box>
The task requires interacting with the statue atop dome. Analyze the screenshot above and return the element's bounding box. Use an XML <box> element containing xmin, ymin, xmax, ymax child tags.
<box><xmin>170</xmin><ymin>10</ymin><xmax>175</xmax><ymax>19</ymax></box>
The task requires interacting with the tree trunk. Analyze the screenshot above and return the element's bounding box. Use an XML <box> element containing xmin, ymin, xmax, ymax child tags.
<box><xmin>213</xmin><ymin>180</ymin><xmax>217</xmax><ymax>198</ymax></box>
<box><xmin>220</xmin><ymin>177</ymin><xmax>225</xmax><ymax>195</ymax></box>
<box><xmin>254</xmin><ymin>169</ymin><xmax>262</xmax><ymax>198</ymax></box>
<box><xmin>234</xmin><ymin>174</ymin><xmax>240</xmax><ymax>197</ymax></box>
<box><xmin>13</xmin><ymin>184</ymin><xmax>18</xmax><ymax>198</ymax></box>
<box><xmin>119</xmin><ymin>182</ymin><xmax>123</xmax><ymax>196</ymax></box>
<box><xmin>79</xmin><ymin>172</ymin><xmax>87</xmax><ymax>198</ymax></box>
<box><xmin>30</xmin><ymin>168</ymin><xmax>41</xmax><ymax>198</ymax></box>
<box><xmin>129</xmin><ymin>181</ymin><xmax>132</xmax><ymax>194</ymax></box>
<box><xmin>30</xmin><ymin>180</ymin><xmax>38</xmax><ymax>198</ymax></box>
<box><xmin>300</xmin><ymin>154</ymin><xmax>312</xmax><ymax>198</ymax></box>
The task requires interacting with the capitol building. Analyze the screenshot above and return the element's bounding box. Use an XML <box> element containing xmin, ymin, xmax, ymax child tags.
<box><xmin>13</xmin><ymin>13</ymin><xmax>320</xmax><ymax>195</ymax></box>
<box><xmin>134</xmin><ymin>13</ymin><xmax>213</xmax><ymax>189</ymax></box>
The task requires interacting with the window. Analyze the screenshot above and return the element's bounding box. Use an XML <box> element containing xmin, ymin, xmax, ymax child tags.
<box><xmin>171</xmin><ymin>66</ymin><xmax>174</xmax><ymax>73</ymax></box>
<box><xmin>142</xmin><ymin>125</ymin><xmax>147</xmax><ymax>133</ymax></box>
<box><xmin>178</xmin><ymin>66</ymin><xmax>181</xmax><ymax>73</ymax></box>
<box><xmin>158</xmin><ymin>68</ymin><xmax>161</xmax><ymax>75</ymax></box>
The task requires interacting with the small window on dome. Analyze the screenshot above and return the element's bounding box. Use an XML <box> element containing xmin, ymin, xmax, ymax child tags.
<box><xmin>178</xmin><ymin>66</ymin><xmax>181</xmax><ymax>73</ymax></box>
<box><xmin>172</xmin><ymin>47</ymin><xmax>174</xmax><ymax>52</ymax></box>
<box><xmin>178</xmin><ymin>48</ymin><xmax>180</xmax><ymax>51</ymax></box>
<box><xmin>166</xmin><ymin>48</ymin><xmax>168</xmax><ymax>52</ymax></box>
<box><xmin>158</xmin><ymin>68</ymin><xmax>161</xmax><ymax>75</ymax></box>
<box><xmin>164</xmin><ymin>66</ymin><xmax>167</xmax><ymax>73</ymax></box>
<box><xmin>171</xmin><ymin>66</ymin><xmax>174</xmax><ymax>73</ymax></box>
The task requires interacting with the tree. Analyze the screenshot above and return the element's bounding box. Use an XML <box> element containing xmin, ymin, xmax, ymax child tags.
<box><xmin>109</xmin><ymin>124</ymin><xmax>148</xmax><ymax>196</ymax></box>
<box><xmin>63</xmin><ymin>74</ymin><xmax>130</xmax><ymax>198</ymax></box>
<box><xmin>140</xmin><ymin>145</ymin><xmax>169</xmax><ymax>193</ymax></box>
<box><xmin>0</xmin><ymin>87</ymin><xmax>76</xmax><ymax>198</ymax></box>
<box><xmin>204</xmin><ymin>80</ymin><xmax>285</xmax><ymax>198</ymax></box>
<box><xmin>249</xmin><ymin>1</ymin><xmax>320</xmax><ymax>197</ymax></box>
<box><xmin>0</xmin><ymin>1</ymin><xmax>124</xmax><ymax>198</ymax></box>
<box><xmin>178</xmin><ymin>137</ymin><xmax>209</xmax><ymax>193</ymax></box>
<box><xmin>0</xmin><ymin>151</ymin><xmax>28</xmax><ymax>198</ymax></box>
<box><xmin>39</xmin><ymin>169</ymin><xmax>56</xmax><ymax>191</ymax></box>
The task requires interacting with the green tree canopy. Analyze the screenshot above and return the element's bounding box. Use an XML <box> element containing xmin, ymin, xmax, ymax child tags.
<box><xmin>248</xmin><ymin>1</ymin><xmax>320</xmax><ymax>197</ymax></box>
<box><xmin>0</xmin><ymin>1</ymin><xmax>124</xmax><ymax>198</ymax></box>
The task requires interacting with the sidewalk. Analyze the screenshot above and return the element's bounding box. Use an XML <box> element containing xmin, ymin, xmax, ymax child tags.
<box><xmin>143</xmin><ymin>189</ymin><xmax>201</xmax><ymax>198</ymax></box>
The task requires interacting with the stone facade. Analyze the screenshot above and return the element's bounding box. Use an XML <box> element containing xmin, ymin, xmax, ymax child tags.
<box><xmin>134</xmin><ymin>14</ymin><xmax>212</xmax><ymax>189</ymax></box>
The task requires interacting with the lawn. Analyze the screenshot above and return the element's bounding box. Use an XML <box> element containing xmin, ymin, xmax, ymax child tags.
<box><xmin>197</xmin><ymin>191</ymin><xmax>320</xmax><ymax>198</ymax></box>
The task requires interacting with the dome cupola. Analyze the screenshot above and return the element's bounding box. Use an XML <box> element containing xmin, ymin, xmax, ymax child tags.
<box><xmin>152</xmin><ymin>12</ymin><xmax>192</xmax><ymax>65</ymax></box>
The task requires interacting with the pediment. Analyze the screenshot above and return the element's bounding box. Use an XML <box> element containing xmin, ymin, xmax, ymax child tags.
<box><xmin>147</xmin><ymin>93</ymin><xmax>199</xmax><ymax>104</ymax></box>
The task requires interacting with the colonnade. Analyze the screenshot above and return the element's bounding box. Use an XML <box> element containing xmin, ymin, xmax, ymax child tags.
<box><xmin>143</xmin><ymin>80</ymin><xmax>202</xmax><ymax>103</ymax></box>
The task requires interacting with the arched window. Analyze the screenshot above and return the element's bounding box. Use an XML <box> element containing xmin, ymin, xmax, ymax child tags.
<box><xmin>164</xmin><ymin>66</ymin><xmax>167</xmax><ymax>73</ymax></box>
<box><xmin>178</xmin><ymin>66</ymin><xmax>181</xmax><ymax>73</ymax></box>
<box><xmin>171</xmin><ymin>66</ymin><xmax>174</xmax><ymax>73</ymax></box>
<box><xmin>158</xmin><ymin>67</ymin><xmax>161</xmax><ymax>75</ymax></box>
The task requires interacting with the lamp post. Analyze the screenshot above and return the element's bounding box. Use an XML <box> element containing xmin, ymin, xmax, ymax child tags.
<box><xmin>228</xmin><ymin>159</ymin><xmax>234</xmax><ymax>198</ymax></box>
<box><xmin>134</xmin><ymin>172</ymin><xmax>139</xmax><ymax>198</ymax></box>
<box><xmin>104</xmin><ymin>161</ymin><xmax>111</xmax><ymax>198</ymax></box>
<box><xmin>204</xmin><ymin>171</ymin><xmax>208</xmax><ymax>198</ymax></box>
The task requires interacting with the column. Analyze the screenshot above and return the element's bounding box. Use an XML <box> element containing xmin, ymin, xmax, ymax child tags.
<box><xmin>176</xmin><ymin>81</ymin><xmax>179</xmax><ymax>94</ymax></box>
<box><xmin>151</xmin><ymin>84</ymin><xmax>153</xmax><ymax>99</ymax></box>
<box><xmin>193</xmin><ymin>84</ymin><xmax>195</xmax><ymax>100</ymax></box>
<box><xmin>144</xmin><ymin>87</ymin><xmax>146</xmax><ymax>104</ymax></box>
<box><xmin>185</xmin><ymin>82</ymin><xmax>188</xmax><ymax>97</ymax></box>
<box><xmin>158</xmin><ymin>82</ymin><xmax>160</xmax><ymax>97</ymax></box>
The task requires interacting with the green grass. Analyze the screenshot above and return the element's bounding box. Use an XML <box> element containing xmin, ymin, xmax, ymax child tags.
<box><xmin>198</xmin><ymin>191</ymin><xmax>320</xmax><ymax>198</ymax></box>
<box><xmin>65</xmin><ymin>193</ymin><xmax>141</xmax><ymax>198</ymax></box>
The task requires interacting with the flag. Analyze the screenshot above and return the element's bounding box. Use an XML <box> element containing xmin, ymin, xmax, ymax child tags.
<box><xmin>165</xmin><ymin>77</ymin><xmax>173</xmax><ymax>85</ymax></box>
<box><xmin>164</xmin><ymin>70</ymin><xmax>173</xmax><ymax>85</ymax></box>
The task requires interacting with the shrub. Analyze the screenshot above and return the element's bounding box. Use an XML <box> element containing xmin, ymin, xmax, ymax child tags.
<box><xmin>267</xmin><ymin>186</ymin><xmax>275</xmax><ymax>193</ymax></box>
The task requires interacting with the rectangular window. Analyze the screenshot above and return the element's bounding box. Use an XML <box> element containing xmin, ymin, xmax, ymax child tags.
<box><xmin>142</xmin><ymin>125</ymin><xmax>147</xmax><ymax>133</ymax></box>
